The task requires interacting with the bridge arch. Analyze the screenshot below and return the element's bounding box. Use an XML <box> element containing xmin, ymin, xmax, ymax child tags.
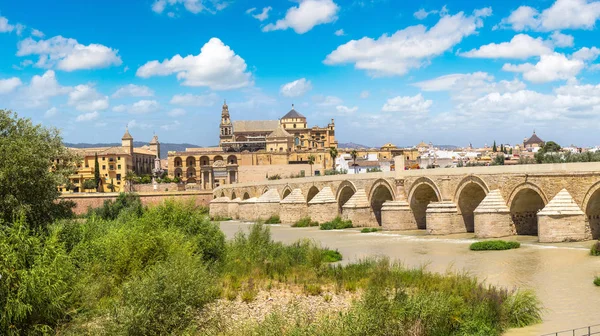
<box><xmin>337</xmin><ymin>180</ymin><xmax>357</xmax><ymax>213</ymax></box>
<box><xmin>582</xmin><ymin>181</ymin><xmax>600</xmax><ymax>239</ymax></box>
<box><xmin>508</xmin><ymin>182</ymin><xmax>548</xmax><ymax>236</ymax></box>
<box><xmin>306</xmin><ymin>186</ymin><xmax>319</xmax><ymax>202</ymax></box>
<box><xmin>242</xmin><ymin>191</ymin><xmax>250</xmax><ymax>200</ymax></box>
<box><xmin>282</xmin><ymin>185</ymin><xmax>293</xmax><ymax>200</ymax></box>
<box><xmin>455</xmin><ymin>175</ymin><xmax>489</xmax><ymax>232</ymax></box>
<box><xmin>408</xmin><ymin>177</ymin><xmax>442</xmax><ymax>229</ymax></box>
<box><xmin>231</xmin><ymin>191</ymin><xmax>237</xmax><ymax>200</ymax></box>
<box><xmin>261</xmin><ymin>186</ymin><xmax>270</xmax><ymax>195</ymax></box>
<box><xmin>369</xmin><ymin>179</ymin><xmax>395</xmax><ymax>226</ymax></box>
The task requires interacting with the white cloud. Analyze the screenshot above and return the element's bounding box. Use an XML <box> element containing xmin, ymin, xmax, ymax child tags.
<box><xmin>359</xmin><ymin>90</ymin><xmax>370</xmax><ymax>98</ymax></box>
<box><xmin>324</xmin><ymin>8</ymin><xmax>492</xmax><ymax>76</ymax></box>
<box><xmin>382</xmin><ymin>94</ymin><xmax>432</xmax><ymax>113</ymax></box>
<box><xmin>250</xmin><ymin>7</ymin><xmax>272</xmax><ymax>21</ymax></box>
<box><xmin>460</xmin><ymin>34</ymin><xmax>553</xmax><ymax>59</ymax></box>
<box><xmin>0</xmin><ymin>77</ymin><xmax>22</xmax><ymax>94</ymax></box>
<box><xmin>137</xmin><ymin>38</ymin><xmax>252</xmax><ymax>90</ymax></box>
<box><xmin>31</xmin><ymin>29</ymin><xmax>44</xmax><ymax>38</ymax></box>
<box><xmin>170</xmin><ymin>92</ymin><xmax>219</xmax><ymax>106</ymax></box>
<box><xmin>168</xmin><ymin>108</ymin><xmax>187</xmax><ymax>116</ymax></box>
<box><xmin>334</xmin><ymin>29</ymin><xmax>345</xmax><ymax>36</ymax></box>
<box><xmin>112</xmin><ymin>84</ymin><xmax>155</xmax><ymax>98</ymax></box>
<box><xmin>68</xmin><ymin>85</ymin><xmax>110</xmax><ymax>112</ymax></box>
<box><xmin>15</xmin><ymin>23</ymin><xmax>25</xmax><ymax>36</ymax></box>
<box><xmin>44</xmin><ymin>107</ymin><xmax>58</xmax><ymax>118</ymax></box>
<box><xmin>572</xmin><ymin>47</ymin><xmax>600</xmax><ymax>61</ymax></box>
<box><xmin>503</xmin><ymin>52</ymin><xmax>585</xmax><ymax>83</ymax></box>
<box><xmin>263</xmin><ymin>0</ymin><xmax>340</xmax><ymax>34</ymax></box>
<box><xmin>550</xmin><ymin>31</ymin><xmax>574</xmax><ymax>47</ymax></box>
<box><xmin>112</xmin><ymin>100</ymin><xmax>160</xmax><ymax>114</ymax></box>
<box><xmin>0</xmin><ymin>16</ymin><xmax>14</xmax><ymax>33</ymax></box>
<box><xmin>334</xmin><ymin>105</ymin><xmax>358</xmax><ymax>115</ymax></box>
<box><xmin>17</xmin><ymin>36</ymin><xmax>122</xmax><ymax>71</ymax></box>
<box><xmin>151</xmin><ymin>0</ymin><xmax>228</xmax><ymax>15</ymax></box>
<box><xmin>246</xmin><ymin>8</ymin><xmax>256</xmax><ymax>14</ymax></box>
<box><xmin>280</xmin><ymin>78</ymin><xmax>312</xmax><ymax>97</ymax></box>
<box><xmin>128</xmin><ymin>119</ymin><xmax>153</xmax><ymax>130</ymax></box>
<box><xmin>76</xmin><ymin>111</ymin><xmax>99</xmax><ymax>122</ymax></box>
<box><xmin>161</xmin><ymin>120</ymin><xmax>181</xmax><ymax>131</ymax></box>
<box><xmin>414</xmin><ymin>6</ymin><xmax>449</xmax><ymax>20</ymax></box>
<box><xmin>313</xmin><ymin>95</ymin><xmax>343</xmax><ymax>106</ymax></box>
<box><xmin>498</xmin><ymin>0</ymin><xmax>600</xmax><ymax>32</ymax></box>
<box><xmin>17</xmin><ymin>70</ymin><xmax>71</xmax><ymax>108</ymax></box>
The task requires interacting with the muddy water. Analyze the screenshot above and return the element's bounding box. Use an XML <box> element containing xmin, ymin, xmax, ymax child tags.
<box><xmin>219</xmin><ymin>222</ymin><xmax>600</xmax><ymax>336</ymax></box>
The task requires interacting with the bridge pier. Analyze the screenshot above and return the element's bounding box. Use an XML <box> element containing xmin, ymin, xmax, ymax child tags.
<box><xmin>308</xmin><ymin>187</ymin><xmax>338</xmax><ymax>223</ymax></box>
<box><xmin>381</xmin><ymin>200</ymin><xmax>418</xmax><ymax>230</ymax></box>
<box><xmin>209</xmin><ymin>196</ymin><xmax>230</xmax><ymax>219</ymax></box>
<box><xmin>426</xmin><ymin>201</ymin><xmax>464</xmax><ymax>235</ymax></box>
<box><xmin>473</xmin><ymin>190</ymin><xmax>513</xmax><ymax>238</ymax></box>
<box><xmin>538</xmin><ymin>189</ymin><xmax>589</xmax><ymax>242</ymax></box>
<box><xmin>342</xmin><ymin>189</ymin><xmax>375</xmax><ymax>227</ymax></box>
<box><xmin>280</xmin><ymin>189</ymin><xmax>307</xmax><ymax>224</ymax></box>
<box><xmin>255</xmin><ymin>189</ymin><xmax>281</xmax><ymax>220</ymax></box>
<box><xmin>239</xmin><ymin>197</ymin><xmax>257</xmax><ymax>221</ymax></box>
<box><xmin>228</xmin><ymin>197</ymin><xmax>241</xmax><ymax>219</ymax></box>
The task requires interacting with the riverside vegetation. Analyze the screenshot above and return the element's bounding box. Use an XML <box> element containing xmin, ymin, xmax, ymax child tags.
<box><xmin>470</xmin><ymin>240</ymin><xmax>521</xmax><ymax>251</ymax></box>
<box><xmin>0</xmin><ymin>110</ymin><xmax>543</xmax><ymax>335</ymax></box>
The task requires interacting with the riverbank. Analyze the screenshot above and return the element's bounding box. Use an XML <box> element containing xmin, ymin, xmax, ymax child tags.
<box><xmin>219</xmin><ymin>221</ymin><xmax>600</xmax><ymax>336</ymax></box>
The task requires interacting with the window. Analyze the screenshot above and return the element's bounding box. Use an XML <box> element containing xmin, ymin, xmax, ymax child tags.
<box><xmin>118</xmin><ymin>156</ymin><xmax>121</xmax><ymax>160</ymax></box>
<box><xmin>118</xmin><ymin>164</ymin><xmax>121</xmax><ymax>169</ymax></box>
<box><xmin>102</xmin><ymin>165</ymin><xmax>106</xmax><ymax>170</ymax></box>
<box><xmin>85</xmin><ymin>164</ymin><xmax>89</xmax><ymax>168</ymax></box>
<box><xmin>109</xmin><ymin>165</ymin><xmax>114</xmax><ymax>170</ymax></box>
<box><xmin>117</xmin><ymin>174</ymin><xmax>121</xmax><ymax>181</ymax></box>
<box><xmin>102</xmin><ymin>157</ymin><xmax>105</xmax><ymax>161</ymax></box>
<box><xmin>293</xmin><ymin>124</ymin><xmax>296</xmax><ymax>128</ymax></box>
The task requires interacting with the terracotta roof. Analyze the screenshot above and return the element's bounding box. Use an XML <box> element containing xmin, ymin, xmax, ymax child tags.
<box><xmin>267</xmin><ymin>125</ymin><xmax>292</xmax><ymax>139</ymax></box>
<box><xmin>133</xmin><ymin>147</ymin><xmax>156</xmax><ymax>156</ymax></box>
<box><xmin>149</xmin><ymin>135</ymin><xmax>159</xmax><ymax>144</ymax></box>
<box><xmin>524</xmin><ymin>132</ymin><xmax>544</xmax><ymax>145</ymax></box>
<box><xmin>233</xmin><ymin>120</ymin><xmax>279</xmax><ymax>133</ymax></box>
<box><xmin>281</xmin><ymin>107</ymin><xmax>305</xmax><ymax>119</ymax></box>
<box><xmin>70</xmin><ymin>146</ymin><xmax>129</xmax><ymax>156</ymax></box>
<box><xmin>122</xmin><ymin>128</ymin><xmax>133</xmax><ymax>140</ymax></box>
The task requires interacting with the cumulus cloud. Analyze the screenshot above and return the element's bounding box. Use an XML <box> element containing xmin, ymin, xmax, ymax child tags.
<box><xmin>359</xmin><ymin>90</ymin><xmax>370</xmax><ymax>99</ymax></box>
<box><xmin>550</xmin><ymin>31</ymin><xmax>574</xmax><ymax>47</ymax></box>
<box><xmin>334</xmin><ymin>29</ymin><xmax>345</xmax><ymax>36</ymax></box>
<box><xmin>503</xmin><ymin>52</ymin><xmax>585</xmax><ymax>83</ymax></box>
<box><xmin>128</xmin><ymin>119</ymin><xmax>153</xmax><ymax>130</ymax></box>
<box><xmin>151</xmin><ymin>0</ymin><xmax>229</xmax><ymax>15</ymax></box>
<box><xmin>414</xmin><ymin>72</ymin><xmax>526</xmax><ymax>101</ymax></box>
<box><xmin>31</xmin><ymin>29</ymin><xmax>44</xmax><ymax>38</ymax></box>
<box><xmin>76</xmin><ymin>111</ymin><xmax>99</xmax><ymax>122</ymax></box>
<box><xmin>334</xmin><ymin>105</ymin><xmax>358</xmax><ymax>115</ymax></box>
<box><xmin>324</xmin><ymin>8</ymin><xmax>492</xmax><ymax>77</ymax></box>
<box><xmin>136</xmin><ymin>38</ymin><xmax>252</xmax><ymax>90</ymax></box>
<box><xmin>170</xmin><ymin>92</ymin><xmax>219</xmax><ymax>106</ymax></box>
<box><xmin>168</xmin><ymin>108</ymin><xmax>187</xmax><ymax>116</ymax></box>
<box><xmin>382</xmin><ymin>94</ymin><xmax>432</xmax><ymax>113</ymax></box>
<box><xmin>313</xmin><ymin>95</ymin><xmax>343</xmax><ymax>106</ymax></box>
<box><xmin>0</xmin><ymin>16</ymin><xmax>14</xmax><ymax>33</ymax></box>
<box><xmin>113</xmin><ymin>100</ymin><xmax>160</xmax><ymax>114</ymax></box>
<box><xmin>17</xmin><ymin>70</ymin><xmax>71</xmax><ymax>108</ymax></box>
<box><xmin>16</xmin><ymin>36</ymin><xmax>122</xmax><ymax>71</ymax></box>
<box><xmin>45</xmin><ymin>107</ymin><xmax>58</xmax><ymax>118</ymax></box>
<box><xmin>249</xmin><ymin>6</ymin><xmax>272</xmax><ymax>21</ymax></box>
<box><xmin>68</xmin><ymin>85</ymin><xmax>110</xmax><ymax>112</ymax></box>
<box><xmin>263</xmin><ymin>0</ymin><xmax>340</xmax><ymax>34</ymax></box>
<box><xmin>571</xmin><ymin>46</ymin><xmax>600</xmax><ymax>61</ymax></box>
<box><xmin>498</xmin><ymin>0</ymin><xmax>600</xmax><ymax>31</ymax></box>
<box><xmin>460</xmin><ymin>34</ymin><xmax>553</xmax><ymax>59</ymax></box>
<box><xmin>112</xmin><ymin>84</ymin><xmax>155</xmax><ymax>98</ymax></box>
<box><xmin>280</xmin><ymin>78</ymin><xmax>312</xmax><ymax>97</ymax></box>
<box><xmin>0</xmin><ymin>77</ymin><xmax>23</xmax><ymax>94</ymax></box>
<box><xmin>161</xmin><ymin>120</ymin><xmax>181</xmax><ymax>131</ymax></box>
<box><xmin>413</xmin><ymin>6</ymin><xmax>448</xmax><ymax>20</ymax></box>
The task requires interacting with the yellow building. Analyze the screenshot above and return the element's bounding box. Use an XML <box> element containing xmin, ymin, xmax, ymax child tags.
<box><xmin>62</xmin><ymin>128</ymin><xmax>160</xmax><ymax>192</ymax></box>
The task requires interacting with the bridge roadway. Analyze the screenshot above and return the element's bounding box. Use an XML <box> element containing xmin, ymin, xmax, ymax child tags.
<box><xmin>211</xmin><ymin>160</ymin><xmax>600</xmax><ymax>243</ymax></box>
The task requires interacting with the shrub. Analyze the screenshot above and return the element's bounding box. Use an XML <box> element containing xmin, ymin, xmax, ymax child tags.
<box><xmin>501</xmin><ymin>290</ymin><xmax>543</xmax><ymax>328</ymax></box>
<box><xmin>212</xmin><ymin>216</ymin><xmax>232</xmax><ymax>222</ymax></box>
<box><xmin>320</xmin><ymin>217</ymin><xmax>353</xmax><ymax>230</ymax></box>
<box><xmin>292</xmin><ymin>217</ymin><xmax>319</xmax><ymax>227</ymax></box>
<box><xmin>470</xmin><ymin>240</ymin><xmax>520</xmax><ymax>251</ymax></box>
<box><xmin>87</xmin><ymin>192</ymin><xmax>143</xmax><ymax>220</ymax></box>
<box><xmin>591</xmin><ymin>241</ymin><xmax>600</xmax><ymax>256</ymax></box>
<box><xmin>594</xmin><ymin>276</ymin><xmax>600</xmax><ymax>286</ymax></box>
<box><xmin>303</xmin><ymin>284</ymin><xmax>323</xmax><ymax>296</ymax></box>
<box><xmin>361</xmin><ymin>228</ymin><xmax>379</xmax><ymax>233</ymax></box>
<box><xmin>264</xmin><ymin>215</ymin><xmax>281</xmax><ymax>224</ymax></box>
<box><xmin>322</xmin><ymin>249</ymin><xmax>343</xmax><ymax>262</ymax></box>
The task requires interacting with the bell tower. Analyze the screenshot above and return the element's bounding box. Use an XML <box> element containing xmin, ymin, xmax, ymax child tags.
<box><xmin>219</xmin><ymin>100</ymin><xmax>233</xmax><ymax>145</ymax></box>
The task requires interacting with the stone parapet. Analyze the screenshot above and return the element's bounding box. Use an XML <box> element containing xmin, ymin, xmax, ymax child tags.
<box><xmin>228</xmin><ymin>198</ymin><xmax>241</xmax><ymax>219</ymax></box>
<box><xmin>209</xmin><ymin>196</ymin><xmax>230</xmax><ymax>219</ymax></box>
<box><xmin>538</xmin><ymin>189</ymin><xmax>590</xmax><ymax>242</ymax></box>
<box><xmin>426</xmin><ymin>201</ymin><xmax>462</xmax><ymax>235</ymax></box>
<box><xmin>473</xmin><ymin>190</ymin><xmax>513</xmax><ymax>238</ymax></box>
<box><xmin>381</xmin><ymin>200</ymin><xmax>418</xmax><ymax>231</ymax></box>
<box><xmin>238</xmin><ymin>197</ymin><xmax>257</xmax><ymax>221</ymax></box>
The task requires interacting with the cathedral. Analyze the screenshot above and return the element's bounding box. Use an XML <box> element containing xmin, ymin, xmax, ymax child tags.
<box><xmin>218</xmin><ymin>101</ymin><xmax>337</xmax><ymax>152</ymax></box>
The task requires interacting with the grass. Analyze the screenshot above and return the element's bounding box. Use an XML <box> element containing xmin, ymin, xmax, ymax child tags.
<box><xmin>360</xmin><ymin>228</ymin><xmax>379</xmax><ymax>233</ymax></box>
<box><xmin>212</xmin><ymin>215</ymin><xmax>232</xmax><ymax>222</ymax></box>
<box><xmin>594</xmin><ymin>276</ymin><xmax>600</xmax><ymax>286</ymax></box>
<box><xmin>591</xmin><ymin>241</ymin><xmax>600</xmax><ymax>256</ymax></box>
<box><xmin>322</xmin><ymin>249</ymin><xmax>343</xmax><ymax>262</ymax></box>
<box><xmin>320</xmin><ymin>217</ymin><xmax>353</xmax><ymax>230</ymax></box>
<box><xmin>292</xmin><ymin>217</ymin><xmax>319</xmax><ymax>227</ymax></box>
<box><xmin>264</xmin><ymin>215</ymin><xmax>281</xmax><ymax>224</ymax></box>
<box><xmin>470</xmin><ymin>240</ymin><xmax>521</xmax><ymax>251</ymax></box>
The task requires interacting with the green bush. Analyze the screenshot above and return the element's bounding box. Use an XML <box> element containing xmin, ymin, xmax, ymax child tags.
<box><xmin>322</xmin><ymin>249</ymin><xmax>343</xmax><ymax>262</ymax></box>
<box><xmin>320</xmin><ymin>217</ymin><xmax>353</xmax><ymax>230</ymax></box>
<box><xmin>594</xmin><ymin>276</ymin><xmax>600</xmax><ymax>286</ymax></box>
<box><xmin>361</xmin><ymin>228</ymin><xmax>380</xmax><ymax>233</ymax></box>
<box><xmin>264</xmin><ymin>215</ymin><xmax>281</xmax><ymax>224</ymax></box>
<box><xmin>292</xmin><ymin>217</ymin><xmax>319</xmax><ymax>227</ymax></box>
<box><xmin>591</xmin><ymin>241</ymin><xmax>600</xmax><ymax>256</ymax></box>
<box><xmin>470</xmin><ymin>240</ymin><xmax>520</xmax><ymax>251</ymax></box>
<box><xmin>87</xmin><ymin>192</ymin><xmax>143</xmax><ymax>220</ymax></box>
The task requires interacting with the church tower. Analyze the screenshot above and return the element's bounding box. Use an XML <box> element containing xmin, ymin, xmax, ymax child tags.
<box><xmin>219</xmin><ymin>100</ymin><xmax>233</xmax><ymax>145</ymax></box>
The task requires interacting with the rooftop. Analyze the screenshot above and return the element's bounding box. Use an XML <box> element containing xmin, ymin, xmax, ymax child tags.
<box><xmin>281</xmin><ymin>105</ymin><xmax>306</xmax><ymax>119</ymax></box>
<box><xmin>233</xmin><ymin>120</ymin><xmax>279</xmax><ymax>133</ymax></box>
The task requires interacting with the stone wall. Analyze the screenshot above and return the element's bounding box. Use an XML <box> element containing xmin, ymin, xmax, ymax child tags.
<box><xmin>538</xmin><ymin>214</ymin><xmax>589</xmax><ymax>243</ymax></box>
<box><xmin>209</xmin><ymin>202</ymin><xmax>229</xmax><ymax>219</ymax></box>
<box><xmin>308</xmin><ymin>203</ymin><xmax>338</xmax><ymax>223</ymax></box>
<box><xmin>60</xmin><ymin>191</ymin><xmax>213</xmax><ymax>215</ymax></box>
<box><xmin>132</xmin><ymin>183</ymin><xmax>181</xmax><ymax>192</ymax></box>
<box><xmin>474</xmin><ymin>212</ymin><xmax>513</xmax><ymax>238</ymax></box>
<box><xmin>342</xmin><ymin>207</ymin><xmax>375</xmax><ymax>227</ymax></box>
<box><xmin>280</xmin><ymin>203</ymin><xmax>307</xmax><ymax>224</ymax></box>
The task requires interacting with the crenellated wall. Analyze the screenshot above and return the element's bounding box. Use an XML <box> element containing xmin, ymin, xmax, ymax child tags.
<box><xmin>210</xmin><ymin>162</ymin><xmax>600</xmax><ymax>242</ymax></box>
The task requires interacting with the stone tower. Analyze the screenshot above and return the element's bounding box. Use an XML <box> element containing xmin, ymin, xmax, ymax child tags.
<box><xmin>219</xmin><ymin>100</ymin><xmax>233</xmax><ymax>145</ymax></box>
<box><xmin>149</xmin><ymin>133</ymin><xmax>160</xmax><ymax>158</ymax></box>
<box><xmin>122</xmin><ymin>127</ymin><xmax>134</xmax><ymax>155</ymax></box>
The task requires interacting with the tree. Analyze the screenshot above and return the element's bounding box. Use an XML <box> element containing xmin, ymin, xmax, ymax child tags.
<box><xmin>108</xmin><ymin>178</ymin><xmax>116</xmax><ymax>192</ymax></box>
<box><xmin>509</xmin><ymin>148</ymin><xmax>513</xmax><ymax>155</ymax></box>
<box><xmin>492</xmin><ymin>141</ymin><xmax>497</xmax><ymax>152</ymax></box>
<box><xmin>542</xmin><ymin>141</ymin><xmax>561</xmax><ymax>153</ymax></box>
<box><xmin>82</xmin><ymin>179</ymin><xmax>97</xmax><ymax>190</ymax></box>
<box><xmin>350</xmin><ymin>150</ymin><xmax>358</xmax><ymax>173</ymax></box>
<box><xmin>0</xmin><ymin>110</ymin><xmax>77</xmax><ymax>228</ymax></box>
<box><xmin>307</xmin><ymin>154</ymin><xmax>316</xmax><ymax>176</ymax></box>
<box><xmin>94</xmin><ymin>152</ymin><xmax>101</xmax><ymax>191</ymax></box>
<box><xmin>500</xmin><ymin>144</ymin><xmax>504</xmax><ymax>153</ymax></box>
<box><xmin>329</xmin><ymin>147</ymin><xmax>338</xmax><ymax>170</ymax></box>
<box><xmin>125</xmin><ymin>170</ymin><xmax>136</xmax><ymax>192</ymax></box>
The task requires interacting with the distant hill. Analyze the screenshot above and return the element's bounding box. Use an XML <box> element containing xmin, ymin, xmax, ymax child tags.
<box><xmin>64</xmin><ymin>142</ymin><xmax>201</xmax><ymax>159</ymax></box>
<box><xmin>338</xmin><ymin>142</ymin><xmax>372</xmax><ymax>149</ymax></box>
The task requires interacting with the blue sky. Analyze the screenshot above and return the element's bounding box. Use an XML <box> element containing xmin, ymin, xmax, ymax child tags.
<box><xmin>1</xmin><ymin>0</ymin><xmax>600</xmax><ymax>147</ymax></box>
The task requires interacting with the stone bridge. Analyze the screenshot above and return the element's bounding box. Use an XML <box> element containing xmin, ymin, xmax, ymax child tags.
<box><xmin>211</xmin><ymin>160</ymin><xmax>600</xmax><ymax>243</ymax></box>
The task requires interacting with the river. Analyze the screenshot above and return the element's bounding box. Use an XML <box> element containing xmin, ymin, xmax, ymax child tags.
<box><xmin>219</xmin><ymin>221</ymin><xmax>600</xmax><ymax>336</ymax></box>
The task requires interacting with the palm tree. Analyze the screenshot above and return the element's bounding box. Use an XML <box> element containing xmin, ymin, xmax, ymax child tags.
<box><xmin>329</xmin><ymin>147</ymin><xmax>338</xmax><ymax>171</ymax></box>
<box><xmin>307</xmin><ymin>154</ymin><xmax>316</xmax><ymax>176</ymax></box>
<box><xmin>350</xmin><ymin>149</ymin><xmax>358</xmax><ymax>174</ymax></box>
<box><xmin>124</xmin><ymin>170</ymin><xmax>136</xmax><ymax>192</ymax></box>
